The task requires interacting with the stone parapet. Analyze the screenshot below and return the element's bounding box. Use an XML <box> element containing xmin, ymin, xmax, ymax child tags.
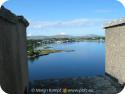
<box><xmin>0</xmin><ymin>6</ymin><xmax>29</xmax><ymax>26</ymax></box>
<box><xmin>104</xmin><ymin>18</ymin><xmax>125</xmax><ymax>29</ymax></box>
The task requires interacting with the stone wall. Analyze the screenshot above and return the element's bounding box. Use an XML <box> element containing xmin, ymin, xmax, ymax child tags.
<box><xmin>0</xmin><ymin>6</ymin><xmax>29</xmax><ymax>94</ymax></box>
<box><xmin>104</xmin><ymin>18</ymin><xmax>125</xmax><ymax>84</ymax></box>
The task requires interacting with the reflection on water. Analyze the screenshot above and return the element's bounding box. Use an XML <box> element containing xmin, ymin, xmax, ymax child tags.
<box><xmin>28</xmin><ymin>42</ymin><xmax>105</xmax><ymax>81</ymax></box>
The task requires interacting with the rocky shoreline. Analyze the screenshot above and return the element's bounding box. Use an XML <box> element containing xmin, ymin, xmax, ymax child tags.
<box><xmin>28</xmin><ymin>74</ymin><xmax>124</xmax><ymax>94</ymax></box>
<box><xmin>28</xmin><ymin>49</ymin><xmax>75</xmax><ymax>59</ymax></box>
<box><xmin>28</xmin><ymin>49</ymin><xmax>64</xmax><ymax>58</ymax></box>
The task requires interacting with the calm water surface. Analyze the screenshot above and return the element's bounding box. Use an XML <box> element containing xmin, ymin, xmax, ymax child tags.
<box><xmin>28</xmin><ymin>42</ymin><xmax>105</xmax><ymax>81</ymax></box>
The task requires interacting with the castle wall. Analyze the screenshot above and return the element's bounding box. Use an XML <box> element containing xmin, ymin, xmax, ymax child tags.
<box><xmin>104</xmin><ymin>19</ymin><xmax>125</xmax><ymax>84</ymax></box>
<box><xmin>0</xmin><ymin>7</ymin><xmax>29</xmax><ymax>94</ymax></box>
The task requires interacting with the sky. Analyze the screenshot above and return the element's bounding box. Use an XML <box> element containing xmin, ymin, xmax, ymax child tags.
<box><xmin>4</xmin><ymin>0</ymin><xmax>125</xmax><ymax>36</ymax></box>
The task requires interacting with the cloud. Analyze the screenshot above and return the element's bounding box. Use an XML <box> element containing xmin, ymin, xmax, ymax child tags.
<box><xmin>29</xmin><ymin>18</ymin><xmax>108</xmax><ymax>30</ymax></box>
<box><xmin>60</xmin><ymin>32</ymin><xmax>66</xmax><ymax>35</ymax></box>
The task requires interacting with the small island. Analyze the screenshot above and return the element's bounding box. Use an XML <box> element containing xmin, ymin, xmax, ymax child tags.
<box><xmin>27</xmin><ymin>49</ymin><xmax>64</xmax><ymax>58</ymax></box>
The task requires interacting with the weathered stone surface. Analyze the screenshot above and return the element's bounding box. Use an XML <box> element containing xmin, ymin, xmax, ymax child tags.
<box><xmin>0</xmin><ymin>6</ymin><xmax>29</xmax><ymax>94</ymax></box>
<box><xmin>104</xmin><ymin>18</ymin><xmax>125</xmax><ymax>84</ymax></box>
<box><xmin>28</xmin><ymin>75</ymin><xmax>123</xmax><ymax>94</ymax></box>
